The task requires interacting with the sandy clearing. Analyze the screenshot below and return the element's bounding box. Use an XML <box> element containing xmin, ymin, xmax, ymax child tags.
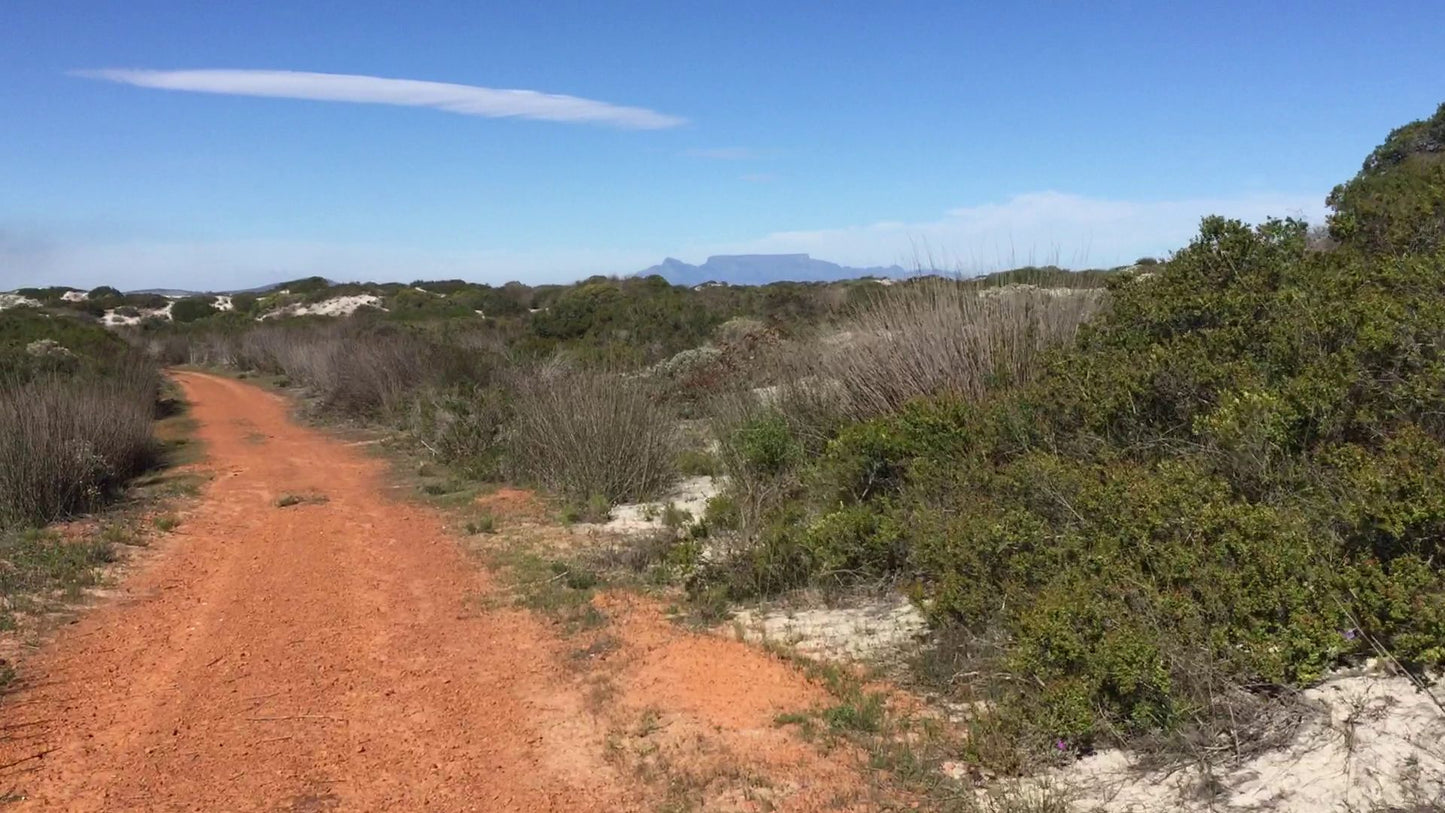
<box><xmin>733</xmin><ymin>597</ymin><xmax>928</xmax><ymax>664</ymax></box>
<box><xmin>586</xmin><ymin>475</ymin><xmax>721</xmax><ymax>535</ymax></box>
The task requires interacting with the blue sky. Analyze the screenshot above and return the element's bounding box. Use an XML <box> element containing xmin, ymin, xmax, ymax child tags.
<box><xmin>2</xmin><ymin>1</ymin><xmax>1442</xmax><ymax>290</ymax></box>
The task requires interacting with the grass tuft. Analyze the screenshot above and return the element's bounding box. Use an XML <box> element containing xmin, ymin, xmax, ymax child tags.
<box><xmin>274</xmin><ymin>492</ymin><xmax>329</xmax><ymax>508</ymax></box>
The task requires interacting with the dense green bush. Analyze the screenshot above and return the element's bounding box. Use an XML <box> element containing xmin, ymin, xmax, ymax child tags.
<box><xmin>170</xmin><ymin>296</ymin><xmax>220</xmax><ymax>324</ymax></box>
<box><xmin>1328</xmin><ymin>102</ymin><xmax>1445</xmax><ymax>255</ymax></box>
<box><xmin>13</xmin><ymin>287</ymin><xmax>75</xmax><ymax>302</ymax></box>
<box><xmin>405</xmin><ymin>384</ymin><xmax>512</xmax><ymax>480</ymax></box>
<box><xmin>384</xmin><ymin>288</ymin><xmax>477</xmax><ymax>320</ymax></box>
<box><xmin>525</xmin><ymin>276</ymin><xmax>722</xmax><ymax>364</ymax></box>
<box><xmin>0</xmin><ymin>309</ymin><xmax>138</xmax><ymax>378</ymax></box>
<box><xmin>274</xmin><ymin>276</ymin><xmax>332</xmax><ymax>295</ymax></box>
<box><xmin>229</xmin><ymin>293</ymin><xmax>259</xmax><ymax>315</ymax></box>
<box><xmin>699</xmin><ymin>199</ymin><xmax>1445</xmax><ymax>745</ymax></box>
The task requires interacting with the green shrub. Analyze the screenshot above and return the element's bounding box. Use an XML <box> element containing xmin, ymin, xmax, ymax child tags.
<box><xmin>524</xmin><ymin>276</ymin><xmax>724</xmax><ymax>365</ymax></box>
<box><xmin>675</xmin><ymin>448</ymin><xmax>719</xmax><ymax>477</ymax></box>
<box><xmin>728</xmin><ymin>413</ymin><xmax>801</xmax><ymax>477</ymax></box>
<box><xmin>406</xmin><ymin>384</ymin><xmax>511</xmax><ymax>480</ymax></box>
<box><xmin>385</xmin><ymin>288</ymin><xmax>475</xmax><ymax>320</ymax></box>
<box><xmin>14</xmin><ymin>287</ymin><xmax>74</xmax><ymax>302</ymax></box>
<box><xmin>230</xmin><ymin>293</ymin><xmax>259</xmax><ymax>315</ymax></box>
<box><xmin>0</xmin><ymin>309</ymin><xmax>137</xmax><ymax>378</ymax></box>
<box><xmin>275</xmin><ymin>276</ymin><xmax>331</xmax><ymax>295</ymax></box>
<box><xmin>170</xmin><ymin>296</ymin><xmax>220</xmax><ymax>324</ymax></box>
<box><xmin>703</xmin><ymin>494</ymin><xmax>740</xmax><ymax>530</ymax></box>
<box><xmin>1328</xmin><ymin>102</ymin><xmax>1445</xmax><ymax>255</ymax></box>
<box><xmin>466</xmin><ymin>513</ymin><xmax>498</xmax><ymax>535</ymax></box>
<box><xmin>274</xmin><ymin>492</ymin><xmax>328</xmax><ymax>508</ymax></box>
<box><xmin>660</xmin><ymin>503</ymin><xmax>692</xmax><ymax>530</ymax></box>
<box><xmin>0</xmin><ymin>528</ymin><xmax>115</xmax><ymax>625</ymax></box>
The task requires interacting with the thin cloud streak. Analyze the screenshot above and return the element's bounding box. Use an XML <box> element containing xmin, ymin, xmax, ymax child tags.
<box><xmin>73</xmin><ymin>68</ymin><xmax>687</xmax><ymax>129</ymax></box>
<box><xmin>683</xmin><ymin>147</ymin><xmax>763</xmax><ymax>160</ymax></box>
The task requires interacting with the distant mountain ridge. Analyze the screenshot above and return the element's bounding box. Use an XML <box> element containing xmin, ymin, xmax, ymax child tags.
<box><xmin>639</xmin><ymin>254</ymin><xmax>908</xmax><ymax>286</ymax></box>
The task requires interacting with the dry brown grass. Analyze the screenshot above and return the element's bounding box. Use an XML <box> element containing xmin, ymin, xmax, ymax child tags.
<box><xmin>0</xmin><ymin>358</ymin><xmax>160</xmax><ymax>527</ymax></box>
<box><xmin>815</xmin><ymin>280</ymin><xmax>1104</xmax><ymax>421</ymax></box>
<box><xmin>505</xmin><ymin>362</ymin><xmax>677</xmax><ymax>505</ymax></box>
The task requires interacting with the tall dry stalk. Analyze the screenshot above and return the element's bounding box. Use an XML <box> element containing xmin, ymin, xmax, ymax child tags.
<box><xmin>817</xmin><ymin>281</ymin><xmax>1104</xmax><ymax>420</ymax></box>
<box><xmin>506</xmin><ymin>363</ymin><xmax>676</xmax><ymax>504</ymax></box>
<box><xmin>0</xmin><ymin>358</ymin><xmax>160</xmax><ymax>526</ymax></box>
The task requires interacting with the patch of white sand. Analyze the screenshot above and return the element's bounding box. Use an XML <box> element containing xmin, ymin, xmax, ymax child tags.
<box><xmin>732</xmin><ymin>596</ymin><xmax>928</xmax><ymax>663</ymax></box>
<box><xmin>593</xmin><ymin>476</ymin><xmax>721</xmax><ymax>534</ymax></box>
<box><xmin>99</xmin><ymin>300</ymin><xmax>174</xmax><ymax>325</ymax></box>
<box><xmin>261</xmin><ymin>294</ymin><xmax>384</xmax><ymax>319</ymax></box>
<box><xmin>1049</xmin><ymin>669</ymin><xmax>1445</xmax><ymax>812</ymax></box>
<box><xmin>0</xmin><ymin>294</ymin><xmax>42</xmax><ymax>311</ymax></box>
<box><xmin>60</xmin><ymin>289</ymin><xmax>88</xmax><ymax>302</ymax></box>
<box><xmin>978</xmin><ymin>283</ymin><xmax>1089</xmax><ymax>299</ymax></box>
<box><xmin>101</xmin><ymin>310</ymin><xmax>140</xmax><ymax>326</ymax></box>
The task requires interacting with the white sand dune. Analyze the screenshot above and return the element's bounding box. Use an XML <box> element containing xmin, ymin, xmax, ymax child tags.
<box><xmin>1046</xmin><ymin>667</ymin><xmax>1445</xmax><ymax>811</ymax></box>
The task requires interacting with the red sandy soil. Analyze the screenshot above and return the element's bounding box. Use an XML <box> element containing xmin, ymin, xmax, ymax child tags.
<box><xmin>0</xmin><ymin>372</ymin><xmax>881</xmax><ymax>811</ymax></box>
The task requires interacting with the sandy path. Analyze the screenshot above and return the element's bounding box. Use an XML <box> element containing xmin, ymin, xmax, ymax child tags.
<box><xmin>0</xmin><ymin>372</ymin><xmax>634</xmax><ymax>811</ymax></box>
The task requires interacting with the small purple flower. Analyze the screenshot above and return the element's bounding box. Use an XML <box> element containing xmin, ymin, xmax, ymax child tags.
<box><xmin>1055</xmin><ymin>739</ymin><xmax>1069</xmax><ymax>751</ymax></box>
<box><xmin>1342</xmin><ymin>628</ymin><xmax>1359</xmax><ymax>641</ymax></box>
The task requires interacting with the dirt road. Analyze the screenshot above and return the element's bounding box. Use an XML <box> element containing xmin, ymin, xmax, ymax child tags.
<box><xmin>0</xmin><ymin>373</ymin><xmax>867</xmax><ymax>810</ymax></box>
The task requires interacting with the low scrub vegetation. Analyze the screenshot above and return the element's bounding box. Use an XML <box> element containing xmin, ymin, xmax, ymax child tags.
<box><xmin>688</xmin><ymin>100</ymin><xmax>1445</xmax><ymax>759</ymax></box>
<box><xmin>50</xmin><ymin>99</ymin><xmax>1440</xmax><ymax>781</ymax></box>
<box><xmin>0</xmin><ymin>529</ymin><xmax>116</xmax><ymax>629</ymax></box>
<box><xmin>506</xmin><ymin>365</ymin><xmax>677</xmax><ymax>504</ymax></box>
<box><xmin>0</xmin><ymin>311</ymin><xmax>161</xmax><ymax>528</ymax></box>
<box><xmin>812</xmin><ymin>279</ymin><xmax>1102</xmax><ymax>421</ymax></box>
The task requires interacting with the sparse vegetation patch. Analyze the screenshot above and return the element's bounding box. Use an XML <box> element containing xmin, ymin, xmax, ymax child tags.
<box><xmin>274</xmin><ymin>492</ymin><xmax>329</xmax><ymax>508</ymax></box>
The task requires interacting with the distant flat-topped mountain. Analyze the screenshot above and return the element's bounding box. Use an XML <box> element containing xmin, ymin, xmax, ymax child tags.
<box><xmin>640</xmin><ymin>254</ymin><xmax>908</xmax><ymax>286</ymax></box>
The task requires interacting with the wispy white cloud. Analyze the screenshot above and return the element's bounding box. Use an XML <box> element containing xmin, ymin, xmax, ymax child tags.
<box><xmin>701</xmin><ymin>191</ymin><xmax>1328</xmax><ymax>271</ymax></box>
<box><xmin>683</xmin><ymin>147</ymin><xmax>764</xmax><ymax>160</ymax></box>
<box><xmin>73</xmin><ymin>68</ymin><xmax>687</xmax><ymax>130</ymax></box>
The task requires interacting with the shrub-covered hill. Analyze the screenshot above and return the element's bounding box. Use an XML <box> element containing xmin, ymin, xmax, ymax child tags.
<box><xmin>9</xmin><ymin>263</ymin><xmax>1121</xmax><ymax>370</ymax></box>
<box><xmin>112</xmin><ymin>268</ymin><xmax>1114</xmax><ymax>369</ymax></box>
<box><xmin>701</xmin><ymin>103</ymin><xmax>1445</xmax><ymax>748</ymax></box>
<box><xmin>0</xmin><ymin>308</ymin><xmax>147</xmax><ymax>381</ymax></box>
<box><xmin>1329</xmin><ymin>101</ymin><xmax>1445</xmax><ymax>255</ymax></box>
